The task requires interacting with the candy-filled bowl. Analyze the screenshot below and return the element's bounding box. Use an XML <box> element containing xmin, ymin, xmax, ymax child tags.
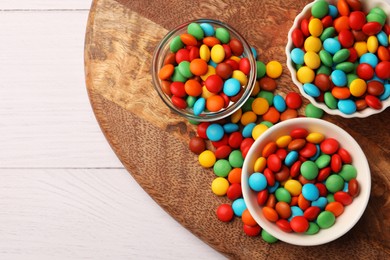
<box><xmin>152</xmin><ymin>19</ymin><xmax>257</xmax><ymax>122</ymax></box>
<box><xmin>286</xmin><ymin>0</ymin><xmax>390</xmax><ymax>118</ymax></box>
<box><xmin>241</xmin><ymin>118</ymin><xmax>371</xmax><ymax>246</ymax></box>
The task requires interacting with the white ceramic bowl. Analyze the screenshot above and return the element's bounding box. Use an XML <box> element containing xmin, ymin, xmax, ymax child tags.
<box><xmin>242</xmin><ymin>118</ymin><xmax>371</xmax><ymax>246</ymax></box>
<box><xmin>285</xmin><ymin>0</ymin><xmax>390</xmax><ymax>118</ymax></box>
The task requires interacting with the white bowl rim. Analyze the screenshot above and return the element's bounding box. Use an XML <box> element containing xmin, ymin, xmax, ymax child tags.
<box><xmin>242</xmin><ymin>117</ymin><xmax>371</xmax><ymax>246</ymax></box>
<box><xmin>285</xmin><ymin>0</ymin><xmax>390</xmax><ymax>118</ymax></box>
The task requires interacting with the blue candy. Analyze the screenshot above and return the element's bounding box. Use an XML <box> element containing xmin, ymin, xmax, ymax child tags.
<box><xmin>193</xmin><ymin>97</ymin><xmax>205</xmax><ymax>116</ymax></box>
<box><xmin>248</xmin><ymin>172</ymin><xmax>267</xmax><ymax>192</ymax></box>
<box><xmin>273</xmin><ymin>94</ymin><xmax>287</xmax><ymax>112</ymax></box>
<box><xmin>223</xmin><ymin>78</ymin><xmax>241</xmax><ymax>97</ymax></box>
<box><xmin>232</xmin><ymin>198</ymin><xmax>247</xmax><ymax>217</ymax></box>
<box><xmin>291</xmin><ymin>48</ymin><xmax>305</xmax><ymax>65</ymax></box>
<box><xmin>223</xmin><ymin>123</ymin><xmax>239</xmax><ymax>133</ymax></box>
<box><xmin>242</xmin><ymin>122</ymin><xmax>256</xmax><ymax>138</ymax></box>
<box><xmin>360</xmin><ymin>53</ymin><xmax>378</xmax><ymax>68</ymax></box>
<box><xmin>377</xmin><ymin>31</ymin><xmax>388</xmax><ymax>47</ymax></box>
<box><xmin>200</xmin><ymin>23</ymin><xmax>215</xmax><ymax>36</ymax></box>
<box><xmin>285</xmin><ymin>151</ymin><xmax>299</xmax><ymax>167</ymax></box>
<box><xmin>331</xmin><ymin>69</ymin><xmax>347</xmax><ymax>86</ymax></box>
<box><xmin>267</xmin><ymin>181</ymin><xmax>280</xmax><ymax>194</ymax></box>
<box><xmin>302</xmin><ymin>183</ymin><xmax>320</xmax><ymax>201</ymax></box>
<box><xmin>379</xmin><ymin>84</ymin><xmax>390</xmax><ymax>101</ymax></box>
<box><xmin>206</xmin><ymin>123</ymin><xmax>224</xmax><ymax>141</ymax></box>
<box><xmin>303</xmin><ymin>83</ymin><xmax>321</xmax><ymax>97</ymax></box>
<box><xmin>311</xmin><ymin>197</ymin><xmax>328</xmax><ymax>210</ymax></box>
<box><xmin>310</xmin><ymin>144</ymin><xmax>321</xmax><ymax>161</ymax></box>
<box><xmin>251</xmin><ymin>46</ymin><xmax>258</xmax><ymax>59</ymax></box>
<box><xmin>288</xmin><ymin>206</ymin><xmax>304</xmax><ymax>221</ymax></box>
<box><xmin>338</xmin><ymin>99</ymin><xmax>357</xmax><ymax>114</ymax></box>
<box><xmin>328</xmin><ymin>4</ymin><xmax>338</xmax><ymax>18</ymax></box>
<box><xmin>323</xmin><ymin>38</ymin><xmax>341</xmax><ymax>55</ymax></box>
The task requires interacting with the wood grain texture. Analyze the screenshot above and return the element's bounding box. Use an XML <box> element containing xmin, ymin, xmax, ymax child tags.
<box><xmin>85</xmin><ymin>0</ymin><xmax>390</xmax><ymax>258</ymax></box>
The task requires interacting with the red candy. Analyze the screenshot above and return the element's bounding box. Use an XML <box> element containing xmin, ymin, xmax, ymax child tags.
<box><xmin>356</xmin><ymin>63</ymin><xmax>375</xmax><ymax>80</ymax></box>
<box><xmin>216</xmin><ymin>204</ymin><xmax>234</xmax><ymax>222</ymax></box>
<box><xmin>362</xmin><ymin>22</ymin><xmax>383</xmax><ymax>36</ymax></box>
<box><xmin>349</xmin><ymin>11</ymin><xmax>366</xmax><ymax>30</ymax></box>
<box><xmin>292</xmin><ymin>28</ymin><xmax>304</xmax><ymax>48</ymax></box>
<box><xmin>375</xmin><ymin>61</ymin><xmax>390</xmax><ymax>79</ymax></box>
<box><xmin>290</xmin><ymin>216</ymin><xmax>309</xmax><ymax>233</ymax></box>
<box><xmin>320</xmin><ymin>138</ymin><xmax>340</xmax><ymax>154</ymax></box>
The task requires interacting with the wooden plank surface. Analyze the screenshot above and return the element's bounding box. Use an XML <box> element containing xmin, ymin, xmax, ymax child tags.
<box><xmin>0</xmin><ymin>3</ymin><xmax>224</xmax><ymax>259</ymax></box>
<box><xmin>85</xmin><ymin>0</ymin><xmax>390</xmax><ymax>258</ymax></box>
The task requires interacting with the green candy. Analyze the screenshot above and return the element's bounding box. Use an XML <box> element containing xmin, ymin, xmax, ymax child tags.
<box><xmin>186</xmin><ymin>96</ymin><xmax>197</xmax><ymax>108</ymax></box>
<box><xmin>170</xmin><ymin>35</ymin><xmax>184</xmax><ymax>52</ymax></box>
<box><xmin>317</xmin><ymin>65</ymin><xmax>332</xmax><ymax>75</ymax></box>
<box><xmin>324</xmin><ymin>92</ymin><xmax>338</xmax><ymax>109</ymax></box>
<box><xmin>320</xmin><ymin>27</ymin><xmax>336</xmax><ymax>42</ymax></box>
<box><xmin>257</xmin><ymin>91</ymin><xmax>274</xmax><ymax>105</ymax></box>
<box><xmin>327</xmin><ymin>193</ymin><xmax>335</xmax><ymax>203</ymax></box>
<box><xmin>295</xmin><ymin>63</ymin><xmax>303</xmax><ymax>70</ymax></box>
<box><xmin>305</xmin><ymin>222</ymin><xmax>320</xmax><ymax>235</ymax></box>
<box><xmin>187</xmin><ymin>22</ymin><xmax>204</xmax><ymax>40</ymax></box>
<box><xmin>256</xmin><ymin>61</ymin><xmax>266</xmax><ymax>79</ymax></box>
<box><xmin>370</xmin><ymin>7</ymin><xmax>387</xmax><ymax>18</ymax></box>
<box><xmin>335</xmin><ymin>62</ymin><xmax>355</xmax><ymax>73</ymax></box>
<box><xmin>213</xmin><ymin>159</ymin><xmax>232</xmax><ymax>177</ymax></box>
<box><xmin>171</xmin><ymin>67</ymin><xmax>187</xmax><ymax>82</ymax></box>
<box><xmin>177</xmin><ymin>61</ymin><xmax>193</xmax><ymax>78</ymax></box>
<box><xmin>320</xmin><ymin>50</ymin><xmax>333</xmax><ymax>67</ymax></box>
<box><xmin>339</xmin><ymin>164</ymin><xmax>357</xmax><ymax>181</ymax></box>
<box><xmin>261</xmin><ymin>229</ymin><xmax>278</xmax><ymax>243</ymax></box>
<box><xmin>305</xmin><ymin>103</ymin><xmax>324</xmax><ymax>118</ymax></box>
<box><xmin>260</xmin><ymin>121</ymin><xmax>274</xmax><ymax>128</ymax></box>
<box><xmin>325</xmin><ymin>174</ymin><xmax>344</xmax><ymax>193</ymax></box>
<box><xmin>315</xmin><ymin>154</ymin><xmax>331</xmax><ymax>169</ymax></box>
<box><xmin>301</xmin><ymin>161</ymin><xmax>319</xmax><ymax>180</ymax></box>
<box><xmin>242</xmin><ymin>97</ymin><xmax>255</xmax><ymax>112</ymax></box>
<box><xmin>311</xmin><ymin>0</ymin><xmax>329</xmax><ymax>19</ymax></box>
<box><xmin>333</xmin><ymin>49</ymin><xmax>350</xmax><ymax>64</ymax></box>
<box><xmin>215</xmin><ymin>27</ymin><xmax>230</xmax><ymax>44</ymax></box>
<box><xmin>347</xmin><ymin>73</ymin><xmax>359</xmax><ymax>87</ymax></box>
<box><xmin>317</xmin><ymin>211</ymin><xmax>336</xmax><ymax>229</ymax></box>
<box><xmin>229</xmin><ymin>150</ymin><xmax>244</xmax><ymax>168</ymax></box>
<box><xmin>366</xmin><ymin>13</ymin><xmax>386</xmax><ymax>26</ymax></box>
<box><xmin>275</xmin><ymin>188</ymin><xmax>292</xmax><ymax>203</ymax></box>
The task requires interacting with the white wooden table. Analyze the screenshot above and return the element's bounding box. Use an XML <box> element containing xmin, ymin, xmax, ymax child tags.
<box><xmin>0</xmin><ymin>1</ymin><xmax>224</xmax><ymax>259</ymax></box>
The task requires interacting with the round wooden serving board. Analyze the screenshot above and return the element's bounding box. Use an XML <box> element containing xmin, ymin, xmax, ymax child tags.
<box><xmin>84</xmin><ymin>0</ymin><xmax>390</xmax><ymax>258</ymax></box>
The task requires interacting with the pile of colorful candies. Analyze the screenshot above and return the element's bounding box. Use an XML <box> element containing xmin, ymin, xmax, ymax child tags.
<box><xmin>187</xmin><ymin>52</ymin><xmax>327</xmax><ymax>242</ymax></box>
<box><xmin>158</xmin><ymin>21</ymin><xmax>255</xmax><ymax>115</ymax></box>
<box><xmin>289</xmin><ymin>0</ymin><xmax>390</xmax><ymax>114</ymax></box>
<box><xmin>248</xmin><ymin>128</ymin><xmax>360</xmax><ymax>234</ymax></box>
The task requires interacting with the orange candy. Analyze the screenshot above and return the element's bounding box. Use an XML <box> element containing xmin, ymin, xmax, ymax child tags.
<box><xmin>262</xmin><ymin>141</ymin><xmax>277</xmax><ymax>158</ymax></box>
<box><xmin>325</xmin><ymin>201</ymin><xmax>344</xmax><ymax>217</ymax></box>
<box><xmin>298</xmin><ymin>193</ymin><xmax>310</xmax><ymax>210</ymax></box>
<box><xmin>203</xmin><ymin>36</ymin><xmax>221</xmax><ymax>47</ymax></box>
<box><xmin>263</xmin><ymin>107</ymin><xmax>280</xmax><ymax>123</ymax></box>
<box><xmin>334</xmin><ymin>16</ymin><xmax>350</xmax><ymax>33</ymax></box>
<box><xmin>337</xmin><ymin>0</ymin><xmax>350</xmax><ymax>16</ymax></box>
<box><xmin>158</xmin><ymin>64</ymin><xmax>174</xmax><ymax>80</ymax></box>
<box><xmin>184</xmin><ymin>79</ymin><xmax>202</xmax><ymax>97</ymax></box>
<box><xmin>242</xmin><ymin>209</ymin><xmax>257</xmax><ymax>226</ymax></box>
<box><xmin>378</xmin><ymin>46</ymin><xmax>390</xmax><ymax>61</ymax></box>
<box><xmin>206</xmin><ymin>95</ymin><xmax>225</xmax><ymax>112</ymax></box>
<box><xmin>190</xmin><ymin>58</ymin><xmax>208</xmax><ymax>76</ymax></box>
<box><xmin>262</xmin><ymin>206</ymin><xmax>279</xmax><ymax>222</ymax></box>
<box><xmin>228</xmin><ymin>168</ymin><xmax>242</xmax><ymax>184</ymax></box>
<box><xmin>332</xmin><ymin>86</ymin><xmax>351</xmax><ymax>99</ymax></box>
<box><xmin>180</xmin><ymin>33</ymin><xmax>198</xmax><ymax>46</ymax></box>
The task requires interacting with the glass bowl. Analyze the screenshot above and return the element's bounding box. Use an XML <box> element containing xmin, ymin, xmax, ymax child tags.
<box><xmin>152</xmin><ymin>19</ymin><xmax>257</xmax><ymax>122</ymax></box>
<box><xmin>285</xmin><ymin>0</ymin><xmax>390</xmax><ymax>118</ymax></box>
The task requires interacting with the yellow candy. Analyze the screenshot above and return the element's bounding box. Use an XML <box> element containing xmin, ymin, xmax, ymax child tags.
<box><xmin>308</xmin><ymin>18</ymin><xmax>323</xmax><ymax>37</ymax></box>
<box><xmin>306</xmin><ymin>132</ymin><xmax>325</xmax><ymax>144</ymax></box>
<box><xmin>276</xmin><ymin>135</ymin><xmax>292</xmax><ymax>148</ymax></box>
<box><xmin>252</xmin><ymin>124</ymin><xmax>268</xmax><ymax>140</ymax></box>
<box><xmin>211</xmin><ymin>177</ymin><xmax>229</xmax><ymax>196</ymax></box>
<box><xmin>367</xmin><ymin>36</ymin><xmax>379</xmax><ymax>54</ymax></box>
<box><xmin>266</xmin><ymin>61</ymin><xmax>283</xmax><ymax>79</ymax></box>
<box><xmin>349</xmin><ymin>78</ymin><xmax>367</xmax><ymax>97</ymax></box>
<box><xmin>210</xmin><ymin>44</ymin><xmax>225</xmax><ymax>63</ymax></box>
<box><xmin>232</xmin><ymin>70</ymin><xmax>248</xmax><ymax>86</ymax></box>
<box><xmin>198</xmin><ymin>150</ymin><xmax>216</xmax><ymax>168</ymax></box>
<box><xmin>304</xmin><ymin>51</ymin><xmax>321</xmax><ymax>69</ymax></box>
<box><xmin>201</xmin><ymin>85</ymin><xmax>215</xmax><ymax>99</ymax></box>
<box><xmin>254</xmin><ymin>157</ymin><xmax>267</xmax><ymax>172</ymax></box>
<box><xmin>199</xmin><ymin>44</ymin><xmax>210</xmax><ymax>62</ymax></box>
<box><xmin>297</xmin><ymin>66</ymin><xmax>315</xmax><ymax>83</ymax></box>
<box><xmin>231</xmin><ymin>108</ymin><xmax>242</xmax><ymax>124</ymax></box>
<box><xmin>304</xmin><ymin>36</ymin><xmax>322</xmax><ymax>53</ymax></box>
<box><xmin>252</xmin><ymin>97</ymin><xmax>269</xmax><ymax>115</ymax></box>
<box><xmin>284</xmin><ymin>179</ymin><xmax>302</xmax><ymax>196</ymax></box>
<box><xmin>240</xmin><ymin>111</ymin><xmax>257</xmax><ymax>125</ymax></box>
<box><xmin>250</xmin><ymin>81</ymin><xmax>260</xmax><ymax>96</ymax></box>
<box><xmin>354</xmin><ymin>41</ymin><xmax>368</xmax><ymax>57</ymax></box>
<box><xmin>200</xmin><ymin>65</ymin><xmax>216</xmax><ymax>81</ymax></box>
